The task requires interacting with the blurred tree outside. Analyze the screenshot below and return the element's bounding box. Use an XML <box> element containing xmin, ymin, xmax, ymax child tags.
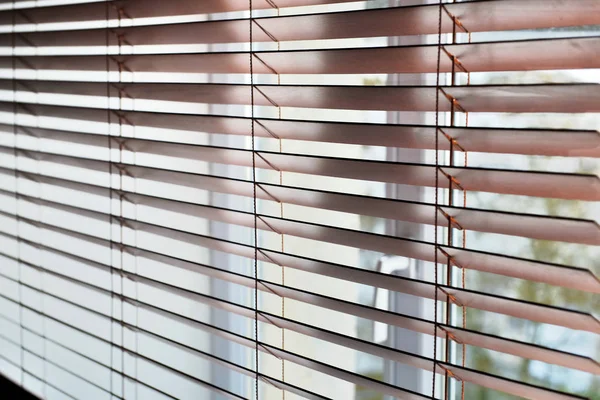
<box><xmin>356</xmin><ymin>24</ymin><xmax>600</xmax><ymax>400</ymax></box>
<box><xmin>461</xmin><ymin>68</ymin><xmax>600</xmax><ymax>399</ymax></box>
<box><xmin>462</xmin><ymin>184</ymin><xmax>600</xmax><ymax>399</ymax></box>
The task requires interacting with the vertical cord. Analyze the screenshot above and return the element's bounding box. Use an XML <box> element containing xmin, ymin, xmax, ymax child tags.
<box><xmin>460</xmin><ymin>153</ymin><xmax>467</xmax><ymax>400</ymax></box>
<box><xmin>133</xmin><ymin>115</ymin><xmax>139</xmax><ymax>399</ymax></box>
<box><xmin>134</xmin><ymin>177</ymin><xmax>139</xmax><ymax>400</ymax></box>
<box><xmin>117</xmin><ymin>15</ymin><xmax>126</xmax><ymax>399</ymax></box>
<box><xmin>279</xmin><ymin>174</ymin><xmax>285</xmax><ymax>400</ymax></box>
<box><xmin>10</xmin><ymin>1</ymin><xmax>25</xmax><ymax>389</ymax></box>
<box><xmin>249</xmin><ymin>1</ymin><xmax>259</xmax><ymax>399</ymax></box>
<box><xmin>432</xmin><ymin>1</ymin><xmax>444</xmax><ymax>398</ymax></box>
<box><xmin>444</xmin><ymin>5</ymin><xmax>458</xmax><ymax>398</ymax></box>
<box><xmin>31</xmin><ymin>16</ymin><xmax>48</xmax><ymax>395</ymax></box>
<box><xmin>39</xmin><ymin>129</ymin><xmax>47</xmax><ymax>398</ymax></box>
<box><xmin>274</xmin><ymin>5</ymin><xmax>286</xmax><ymax>398</ymax></box>
<box><xmin>460</xmin><ymin>30</ymin><xmax>472</xmax><ymax>400</ymax></box>
<box><xmin>119</xmin><ymin>98</ymin><xmax>125</xmax><ymax>400</ymax></box>
<box><xmin>460</xmin><ymin>160</ymin><xmax>467</xmax><ymax>400</ymax></box>
<box><xmin>37</xmin><ymin>25</ymin><xmax>47</xmax><ymax>393</ymax></box>
<box><xmin>105</xmin><ymin>3</ymin><xmax>116</xmax><ymax>398</ymax></box>
<box><xmin>117</xmin><ymin>7</ymin><xmax>126</xmax><ymax>398</ymax></box>
<box><xmin>41</xmin><ymin>257</ymin><xmax>47</xmax><ymax>399</ymax></box>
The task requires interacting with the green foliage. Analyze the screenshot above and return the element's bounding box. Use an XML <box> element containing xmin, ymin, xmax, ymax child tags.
<box><xmin>363</xmin><ymin>77</ymin><xmax>384</xmax><ymax>86</ymax></box>
<box><xmin>465</xmin><ymin>156</ymin><xmax>599</xmax><ymax>399</ymax></box>
<box><xmin>365</xmin><ymin>0</ymin><xmax>389</xmax><ymax>10</ymax></box>
<box><xmin>355</xmin><ymin>371</ymin><xmax>385</xmax><ymax>400</ymax></box>
<box><xmin>461</xmin><ymin>65</ymin><xmax>599</xmax><ymax>399</ymax></box>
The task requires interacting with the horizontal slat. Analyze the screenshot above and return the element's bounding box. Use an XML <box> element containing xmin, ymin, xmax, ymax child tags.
<box><xmin>0</xmin><ymin>0</ymin><xmax>358</xmax><ymax>25</ymax></box>
<box><xmin>16</xmin><ymin>236</ymin><xmax>600</xmax><ymax>396</ymax></box>
<box><xmin>0</xmin><ymin>254</ymin><xmax>301</xmax><ymax>399</ymax></box>
<box><xmin>9</xmin><ymin>252</ymin><xmax>596</xmax><ymax>400</ymax></box>
<box><xmin>241</xmin><ymin>150</ymin><xmax>600</xmax><ymax>201</ymax></box>
<box><xmin>2</xmin><ymin>146</ymin><xmax>598</xmax><ymax>294</ymax></box>
<box><xmin>1</xmin><ymin>0</ymin><xmax>598</xmax><ymax>38</ymax></box>
<box><xmin>0</xmin><ymin>318</ymin><xmax>186</xmax><ymax>400</ymax></box>
<box><xmin>247</xmin><ymin>250</ymin><xmax>600</xmax><ymax>376</ymax></box>
<box><xmin>0</xmin><ymin>270</ymin><xmax>250</xmax><ymax>400</ymax></box>
<box><xmin>2</xmin><ymin>222</ymin><xmax>599</xmax><ymax>377</ymax></box>
<box><xmin>141</xmin><ymin>323</ymin><xmax>428</xmax><ymax>400</ymax></box>
<box><xmin>260</xmin><ymin>216</ymin><xmax>600</xmax><ymax>298</ymax></box>
<box><xmin>0</xmin><ymin>296</ymin><xmax>249</xmax><ymax>400</ymax></box>
<box><xmin>261</xmin><ymin>228</ymin><xmax>600</xmax><ymax>334</ymax></box>
<box><xmin>129</xmin><ymin>325</ymin><xmax>331</xmax><ymax>400</ymax></box>
<box><xmin>0</xmin><ymin>354</ymin><xmax>78</xmax><ymax>400</ymax></box>
<box><xmin>2</xmin><ymin>240</ymin><xmax>595</xmax><ymax>400</ymax></box>
<box><xmin>2</xmin><ymin>102</ymin><xmax>599</xmax><ymax>158</ymax></box>
<box><xmin>0</xmin><ymin>265</ymin><xmax>426</xmax><ymax>400</ymax></box>
<box><xmin>441</xmin><ymin>207</ymin><xmax>599</xmax><ymax>245</ymax></box>
<box><xmin>3</xmin><ymin>158</ymin><xmax>597</xmax><ymax>245</ymax></box>
<box><xmin>7</xmin><ymin>0</ymin><xmax>600</xmax><ymax>392</ymax></box>
<box><xmin>0</xmin><ymin>248</ymin><xmax>584</xmax><ymax>400</ymax></box>
<box><xmin>442</xmin><ymin>364</ymin><xmax>586</xmax><ymax>400</ymax></box>
<box><xmin>4</xmin><ymin>37</ymin><xmax>600</xmax><ymax>74</ymax></box>
<box><xmin>0</xmin><ymin>283</ymin><xmax>325</xmax><ymax>400</ymax></box>
<box><xmin>3</xmin><ymin>190</ymin><xmax>599</xmax><ymax>334</ymax></box>
<box><xmin>0</xmin><ymin>320</ymin><xmax>180</xmax><ymax>400</ymax></box>
<box><xmin>1</xmin><ymin>336</ymin><xmax>116</xmax><ymax>399</ymax></box>
<box><xmin>0</xmin><ymin>338</ymin><xmax>114</xmax><ymax>400</ymax></box>
<box><xmin>123</xmin><ymin>270</ymin><xmax>591</xmax><ymax>400</ymax></box>
<box><xmin>134</xmin><ymin>248</ymin><xmax>600</xmax><ymax>376</ymax></box>
<box><xmin>4</xmin><ymin>128</ymin><xmax>600</xmax><ymax>201</ymax></box>
<box><xmin>133</xmin><ymin>231</ymin><xmax>598</xmax><ymax>338</ymax></box>
<box><xmin>6</xmin><ymin>80</ymin><xmax>600</xmax><ymax>114</ymax></box>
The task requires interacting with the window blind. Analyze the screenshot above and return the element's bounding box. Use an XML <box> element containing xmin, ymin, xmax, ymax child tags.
<box><xmin>0</xmin><ymin>1</ymin><xmax>598</xmax><ymax>400</ymax></box>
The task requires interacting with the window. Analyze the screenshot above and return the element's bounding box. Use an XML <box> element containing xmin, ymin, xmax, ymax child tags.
<box><xmin>0</xmin><ymin>1</ymin><xmax>598</xmax><ymax>400</ymax></box>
